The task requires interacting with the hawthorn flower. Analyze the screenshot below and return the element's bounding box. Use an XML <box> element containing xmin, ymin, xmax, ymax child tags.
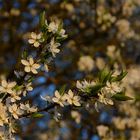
<box><xmin>28</xmin><ymin>32</ymin><xmax>42</xmax><ymax>47</ymax></box>
<box><xmin>21</xmin><ymin>57</ymin><xmax>40</xmax><ymax>74</ymax></box>
<box><xmin>49</xmin><ymin>38</ymin><xmax>60</xmax><ymax>57</ymax></box>
<box><xmin>65</xmin><ymin>90</ymin><xmax>81</xmax><ymax>106</ymax></box>
<box><xmin>9</xmin><ymin>90</ymin><xmax>21</xmax><ymax>102</ymax></box>
<box><xmin>105</xmin><ymin>81</ymin><xmax>121</xmax><ymax>96</ymax></box>
<box><xmin>78</xmin><ymin>56</ymin><xmax>95</xmax><ymax>72</ymax></box>
<box><xmin>59</xmin><ymin>29</ymin><xmax>67</xmax><ymax>38</ymax></box>
<box><xmin>52</xmin><ymin>90</ymin><xmax>66</xmax><ymax>107</ymax></box>
<box><xmin>98</xmin><ymin>93</ymin><xmax>114</xmax><ymax>105</ymax></box>
<box><xmin>0</xmin><ymin>80</ymin><xmax>16</xmax><ymax>94</ymax></box>
<box><xmin>48</xmin><ymin>21</ymin><xmax>59</xmax><ymax>33</ymax></box>
<box><xmin>8</xmin><ymin>104</ymin><xmax>23</xmax><ymax>119</ymax></box>
<box><xmin>0</xmin><ymin>103</ymin><xmax>8</xmax><ymax>126</ymax></box>
<box><xmin>20</xmin><ymin>103</ymin><xmax>37</xmax><ymax>113</ymax></box>
<box><xmin>23</xmin><ymin>82</ymin><xmax>33</xmax><ymax>96</ymax></box>
<box><xmin>76</xmin><ymin>80</ymin><xmax>96</xmax><ymax>92</ymax></box>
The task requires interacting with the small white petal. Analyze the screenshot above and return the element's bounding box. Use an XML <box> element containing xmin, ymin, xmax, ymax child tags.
<box><xmin>21</xmin><ymin>60</ymin><xmax>29</xmax><ymax>66</ymax></box>
<box><xmin>31</xmin><ymin>68</ymin><xmax>38</xmax><ymax>74</ymax></box>
<box><xmin>31</xmin><ymin>32</ymin><xmax>37</xmax><ymax>39</ymax></box>
<box><xmin>1</xmin><ymin>80</ymin><xmax>8</xmax><ymax>87</ymax></box>
<box><xmin>29</xmin><ymin>57</ymin><xmax>34</xmax><ymax>65</ymax></box>
<box><xmin>25</xmin><ymin>66</ymin><xmax>31</xmax><ymax>73</ymax></box>
<box><xmin>32</xmin><ymin>64</ymin><xmax>40</xmax><ymax>69</ymax></box>
<box><xmin>28</xmin><ymin>39</ymin><xmax>35</xmax><ymax>44</ymax></box>
<box><xmin>34</xmin><ymin>41</ymin><xmax>40</xmax><ymax>47</ymax></box>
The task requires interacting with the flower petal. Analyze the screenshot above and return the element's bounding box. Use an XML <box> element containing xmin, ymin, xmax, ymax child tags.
<box><xmin>21</xmin><ymin>60</ymin><xmax>29</xmax><ymax>66</ymax></box>
<box><xmin>32</xmin><ymin>64</ymin><xmax>40</xmax><ymax>69</ymax></box>
<box><xmin>25</xmin><ymin>66</ymin><xmax>31</xmax><ymax>73</ymax></box>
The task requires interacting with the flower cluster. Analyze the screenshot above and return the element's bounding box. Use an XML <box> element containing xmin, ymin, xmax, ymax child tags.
<box><xmin>50</xmin><ymin>90</ymin><xmax>81</xmax><ymax>107</ymax></box>
<box><xmin>0</xmin><ymin>13</ymin><xmax>67</xmax><ymax>139</ymax></box>
<box><xmin>0</xmin><ymin>10</ymin><xmax>132</xmax><ymax>140</ymax></box>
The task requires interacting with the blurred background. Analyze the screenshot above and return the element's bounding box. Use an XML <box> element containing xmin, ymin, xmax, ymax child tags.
<box><xmin>0</xmin><ymin>0</ymin><xmax>140</xmax><ymax>139</ymax></box>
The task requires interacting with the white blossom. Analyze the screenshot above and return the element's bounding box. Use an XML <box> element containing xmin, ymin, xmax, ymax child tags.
<box><xmin>48</xmin><ymin>21</ymin><xmax>59</xmax><ymax>33</ymax></box>
<box><xmin>21</xmin><ymin>57</ymin><xmax>40</xmax><ymax>74</ymax></box>
<box><xmin>8</xmin><ymin>104</ymin><xmax>23</xmax><ymax>119</ymax></box>
<box><xmin>0</xmin><ymin>102</ymin><xmax>8</xmax><ymax>126</ymax></box>
<box><xmin>97</xmin><ymin>93</ymin><xmax>114</xmax><ymax>105</ymax></box>
<box><xmin>59</xmin><ymin>29</ymin><xmax>67</xmax><ymax>38</ymax></box>
<box><xmin>20</xmin><ymin>103</ymin><xmax>37</xmax><ymax>113</ymax></box>
<box><xmin>23</xmin><ymin>82</ymin><xmax>33</xmax><ymax>96</ymax></box>
<box><xmin>52</xmin><ymin>90</ymin><xmax>66</xmax><ymax>107</ymax></box>
<box><xmin>9</xmin><ymin>90</ymin><xmax>21</xmax><ymax>102</ymax></box>
<box><xmin>76</xmin><ymin>80</ymin><xmax>96</xmax><ymax>92</ymax></box>
<box><xmin>49</xmin><ymin>38</ymin><xmax>60</xmax><ymax>57</ymax></box>
<box><xmin>0</xmin><ymin>80</ymin><xmax>16</xmax><ymax>94</ymax></box>
<box><xmin>28</xmin><ymin>32</ymin><xmax>42</xmax><ymax>47</ymax></box>
<box><xmin>65</xmin><ymin>90</ymin><xmax>81</xmax><ymax>106</ymax></box>
<box><xmin>105</xmin><ymin>81</ymin><xmax>121</xmax><ymax>96</ymax></box>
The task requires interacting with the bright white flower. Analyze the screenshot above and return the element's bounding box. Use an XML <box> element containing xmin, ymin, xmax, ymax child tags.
<box><xmin>49</xmin><ymin>38</ymin><xmax>60</xmax><ymax>57</ymax></box>
<box><xmin>0</xmin><ymin>102</ymin><xmax>8</xmax><ymax>126</ymax></box>
<box><xmin>59</xmin><ymin>29</ymin><xmax>67</xmax><ymax>38</ymax></box>
<box><xmin>23</xmin><ymin>82</ymin><xmax>33</xmax><ymax>96</ymax></box>
<box><xmin>21</xmin><ymin>57</ymin><xmax>40</xmax><ymax>74</ymax></box>
<box><xmin>48</xmin><ymin>21</ymin><xmax>59</xmax><ymax>33</ymax></box>
<box><xmin>0</xmin><ymin>80</ymin><xmax>16</xmax><ymax>94</ymax></box>
<box><xmin>20</xmin><ymin>103</ymin><xmax>37</xmax><ymax>113</ymax></box>
<box><xmin>78</xmin><ymin>56</ymin><xmax>95</xmax><ymax>72</ymax></box>
<box><xmin>98</xmin><ymin>93</ymin><xmax>114</xmax><ymax>105</ymax></box>
<box><xmin>52</xmin><ymin>90</ymin><xmax>66</xmax><ymax>107</ymax></box>
<box><xmin>65</xmin><ymin>90</ymin><xmax>81</xmax><ymax>106</ymax></box>
<box><xmin>25</xmin><ymin>82</ymin><xmax>33</xmax><ymax>91</ymax></box>
<box><xmin>28</xmin><ymin>32</ymin><xmax>42</xmax><ymax>47</ymax></box>
<box><xmin>8</xmin><ymin>104</ymin><xmax>23</xmax><ymax>119</ymax></box>
<box><xmin>9</xmin><ymin>90</ymin><xmax>21</xmax><ymax>102</ymax></box>
<box><xmin>76</xmin><ymin>80</ymin><xmax>96</xmax><ymax>92</ymax></box>
<box><xmin>105</xmin><ymin>81</ymin><xmax>121</xmax><ymax>95</ymax></box>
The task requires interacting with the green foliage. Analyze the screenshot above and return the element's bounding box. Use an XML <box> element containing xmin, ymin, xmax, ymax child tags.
<box><xmin>88</xmin><ymin>84</ymin><xmax>105</xmax><ymax>96</ymax></box>
<box><xmin>59</xmin><ymin>84</ymin><xmax>67</xmax><ymax>95</ymax></box>
<box><xmin>39</xmin><ymin>11</ymin><xmax>46</xmax><ymax>31</ymax></box>
<box><xmin>31</xmin><ymin>113</ymin><xmax>44</xmax><ymax>118</ymax></box>
<box><xmin>111</xmin><ymin>71</ymin><xmax>127</xmax><ymax>82</ymax></box>
<box><xmin>99</xmin><ymin>69</ymin><xmax>113</xmax><ymax>83</ymax></box>
<box><xmin>112</xmin><ymin>93</ymin><xmax>133</xmax><ymax>101</ymax></box>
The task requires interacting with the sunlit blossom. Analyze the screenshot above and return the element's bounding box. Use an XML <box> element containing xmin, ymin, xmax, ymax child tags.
<box><xmin>0</xmin><ymin>80</ymin><xmax>16</xmax><ymax>94</ymax></box>
<box><xmin>21</xmin><ymin>57</ymin><xmax>40</xmax><ymax>74</ymax></box>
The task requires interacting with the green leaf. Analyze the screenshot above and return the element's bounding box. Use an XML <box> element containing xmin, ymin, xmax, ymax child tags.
<box><xmin>31</xmin><ymin>113</ymin><xmax>44</xmax><ymax>118</ymax></box>
<box><xmin>39</xmin><ymin>11</ymin><xmax>46</xmax><ymax>30</ymax></box>
<box><xmin>59</xmin><ymin>85</ymin><xmax>66</xmax><ymax>95</ymax></box>
<box><xmin>135</xmin><ymin>94</ymin><xmax>140</xmax><ymax>101</ymax></box>
<box><xmin>112</xmin><ymin>94</ymin><xmax>133</xmax><ymax>101</ymax></box>
<box><xmin>87</xmin><ymin>84</ymin><xmax>105</xmax><ymax>96</ymax></box>
<box><xmin>111</xmin><ymin>71</ymin><xmax>127</xmax><ymax>82</ymax></box>
<box><xmin>22</xmin><ymin>50</ymin><xmax>28</xmax><ymax>59</ymax></box>
<box><xmin>99</xmin><ymin>69</ymin><xmax>112</xmax><ymax>83</ymax></box>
